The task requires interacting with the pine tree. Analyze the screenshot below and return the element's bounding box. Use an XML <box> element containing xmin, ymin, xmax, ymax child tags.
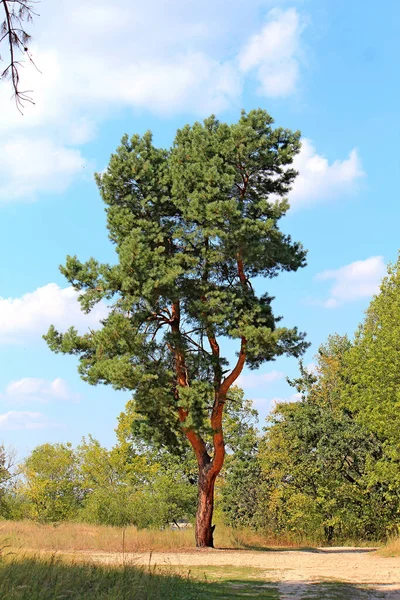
<box><xmin>44</xmin><ymin>109</ymin><xmax>308</xmax><ymax>547</ymax></box>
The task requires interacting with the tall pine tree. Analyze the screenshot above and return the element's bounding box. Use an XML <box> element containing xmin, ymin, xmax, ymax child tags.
<box><xmin>44</xmin><ymin>109</ymin><xmax>308</xmax><ymax>547</ymax></box>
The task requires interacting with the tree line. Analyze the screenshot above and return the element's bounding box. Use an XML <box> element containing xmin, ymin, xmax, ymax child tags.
<box><xmin>2</xmin><ymin>252</ymin><xmax>400</xmax><ymax>543</ymax></box>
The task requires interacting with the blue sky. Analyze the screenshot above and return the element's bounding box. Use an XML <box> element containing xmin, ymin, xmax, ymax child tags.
<box><xmin>0</xmin><ymin>0</ymin><xmax>399</xmax><ymax>455</ymax></box>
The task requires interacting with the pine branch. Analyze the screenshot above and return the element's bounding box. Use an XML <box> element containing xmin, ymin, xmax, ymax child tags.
<box><xmin>0</xmin><ymin>0</ymin><xmax>39</xmax><ymax>112</ymax></box>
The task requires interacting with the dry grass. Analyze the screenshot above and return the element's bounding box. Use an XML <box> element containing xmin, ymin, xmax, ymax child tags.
<box><xmin>379</xmin><ymin>536</ymin><xmax>400</xmax><ymax>557</ymax></box>
<box><xmin>0</xmin><ymin>520</ymin><xmax>300</xmax><ymax>554</ymax></box>
<box><xmin>0</xmin><ymin>521</ymin><xmax>194</xmax><ymax>553</ymax></box>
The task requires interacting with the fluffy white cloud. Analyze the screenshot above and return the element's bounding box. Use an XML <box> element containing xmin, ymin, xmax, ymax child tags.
<box><xmin>236</xmin><ymin>370</ymin><xmax>284</xmax><ymax>389</ymax></box>
<box><xmin>0</xmin><ymin>137</ymin><xmax>86</xmax><ymax>202</ymax></box>
<box><xmin>0</xmin><ymin>283</ymin><xmax>108</xmax><ymax>344</ymax></box>
<box><xmin>290</xmin><ymin>139</ymin><xmax>365</xmax><ymax>207</ymax></box>
<box><xmin>2</xmin><ymin>6</ymin><xmax>304</xmax><ymax>124</ymax></box>
<box><xmin>315</xmin><ymin>256</ymin><xmax>386</xmax><ymax>308</ymax></box>
<box><xmin>3</xmin><ymin>378</ymin><xmax>78</xmax><ymax>404</ymax></box>
<box><xmin>1</xmin><ymin>3</ymin><xmax>361</xmax><ymax>209</ymax></box>
<box><xmin>0</xmin><ymin>411</ymin><xmax>52</xmax><ymax>430</ymax></box>
<box><xmin>0</xmin><ymin>3</ymin><xmax>311</xmax><ymax>201</ymax></box>
<box><xmin>66</xmin><ymin>52</ymin><xmax>240</xmax><ymax>116</ymax></box>
<box><xmin>239</xmin><ymin>8</ymin><xmax>304</xmax><ymax>97</ymax></box>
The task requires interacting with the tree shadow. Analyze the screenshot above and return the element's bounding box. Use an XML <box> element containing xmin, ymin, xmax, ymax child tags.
<box><xmin>313</xmin><ymin>548</ymin><xmax>377</xmax><ymax>554</ymax></box>
<box><xmin>0</xmin><ymin>555</ymin><xmax>398</xmax><ymax>599</ymax></box>
<box><xmin>217</xmin><ymin>544</ymin><xmax>377</xmax><ymax>554</ymax></box>
<box><xmin>278</xmin><ymin>581</ymin><xmax>400</xmax><ymax>599</ymax></box>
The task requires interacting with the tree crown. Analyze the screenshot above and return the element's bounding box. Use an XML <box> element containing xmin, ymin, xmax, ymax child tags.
<box><xmin>44</xmin><ymin>109</ymin><xmax>308</xmax><ymax>450</ymax></box>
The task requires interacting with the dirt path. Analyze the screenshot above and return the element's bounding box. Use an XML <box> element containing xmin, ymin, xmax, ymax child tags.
<box><xmin>87</xmin><ymin>548</ymin><xmax>400</xmax><ymax>597</ymax></box>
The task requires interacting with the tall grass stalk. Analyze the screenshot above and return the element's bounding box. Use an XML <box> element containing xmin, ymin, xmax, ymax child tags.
<box><xmin>0</xmin><ymin>520</ymin><xmax>300</xmax><ymax>553</ymax></box>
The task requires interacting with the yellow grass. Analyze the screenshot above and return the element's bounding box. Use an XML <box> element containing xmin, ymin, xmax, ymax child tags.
<box><xmin>0</xmin><ymin>520</ymin><xmax>300</xmax><ymax>553</ymax></box>
<box><xmin>379</xmin><ymin>536</ymin><xmax>400</xmax><ymax>557</ymax></box>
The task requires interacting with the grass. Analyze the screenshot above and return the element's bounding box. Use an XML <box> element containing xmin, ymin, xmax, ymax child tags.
<box><xmin>0</xmin><ymin>552</ymin><xmax>279</xmax><ymax>600</ymax></box>
<box><xmin>0</xmin><ymin>520</ymin><xmax>302</xmax><ymax>553</ymax></box>
<box><xmin>0</xmin><ymin>522</ymin><xmax>394</xmax><ymax>599</ymax></box>
<box><xmin>0</xmin><ymin>552</ymin><xmax>390</xmax><ymax>600</ymax></box>
<box><xmin>379</xmin><ymin>536</ymin><xmax>400</xmax><ymax>557</ymax></box>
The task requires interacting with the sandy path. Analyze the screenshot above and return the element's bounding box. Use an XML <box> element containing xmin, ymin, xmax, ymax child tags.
<box><xmin>277</xmin><ymin>581</ymin><xmax>400</xmax><ymax>599</ymax></box>
<box><xmin>87</xmin><ymin>548</ymin><xmax>400</xmax><ymax>584</ymax></box>
<box><xmin>86</xmin><ymin>548</ymin><xmax>400</xmax><ymax>597</ymax></box>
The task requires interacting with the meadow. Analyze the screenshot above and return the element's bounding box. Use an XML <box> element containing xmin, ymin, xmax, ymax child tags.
<box><xmin>1</xmin><ymin>521</ymin><xmax>400</xmax><ymax>599</ymax></box>
<box><xmin>0</xmin><ymin>520</ymin><xmax>300</xmax><ymax>553</ymax></box>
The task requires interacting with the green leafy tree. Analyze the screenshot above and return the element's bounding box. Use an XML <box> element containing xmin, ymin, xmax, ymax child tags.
<box><xmin>0</xmin><ymin>445</ymin><xmax>17</xmax><ymax>517</ymax></box>
<box><xmin>20</xmin><ymin>443</ymin><xmax>80</xmax><ymax>522</ymax></box>
<box><xmin>44</xmin><ymin>109</ymin><xmax>308</xmax><ymax>546</ymax></box>
<box><xmin>344</xmin><ymin>257</ymin><xmax>400</xmax><ymax>443</ymax></box>
<box><xmin>76</xmin><ymin>436</ymin><xmax>154</xmax><ymax>527</ymax></box>
<box><xmin>219</xmin><ymin>393</ymin><xmax>262</xmax><ymax>529</ymax></box>
<box><xmin>341</xmin><ymin>258</ymin><xmax>400</xmax><ymax>519</ymax></box>
<box><xmin>259</xmin><ymin>336</ymin><xmax>394</xmax><ymax>542</ymax></box>
<box><xmin>77</xmin><ymin>435</ymin><xmax>150</xmax><ymax>491</ymax></box>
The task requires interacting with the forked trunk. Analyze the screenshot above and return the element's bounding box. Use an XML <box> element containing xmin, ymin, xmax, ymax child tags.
<box><xmin>195</xmin><ymin>471</ymin><xmax>216</xmax><ymax>547</ymax></box>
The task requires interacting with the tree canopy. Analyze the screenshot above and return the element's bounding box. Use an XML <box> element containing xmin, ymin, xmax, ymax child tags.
<box><xmin>256</xmin><ymin>335</ymin><xmax>395</xmax><ymax>542</ymax></box>
<box><xmin>44</xmin><ymin>109</ymin><xmax>308</xmax><ymax>546</ymax></box>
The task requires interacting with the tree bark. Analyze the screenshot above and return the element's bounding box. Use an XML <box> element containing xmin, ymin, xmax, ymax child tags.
<box><xmin>195</xmin><ymin>469</ymin><xmax>216</xmax><ymax>547</ymax></box>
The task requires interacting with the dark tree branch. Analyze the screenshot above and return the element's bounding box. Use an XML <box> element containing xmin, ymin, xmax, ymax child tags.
<box><xmin>0</xmin><ymin>0</ymin><xmax>39</xmax><ymax>112</ymax></box>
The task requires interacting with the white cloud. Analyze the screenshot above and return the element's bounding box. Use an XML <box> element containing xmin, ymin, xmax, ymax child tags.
<box><xmin>271</xmin><ymin>392</ymin><xmax>302</xmax><ymax>406</ymax></box>
<box><xmin>249</xmin><ymin>391</ymin><xmax>301</xmax><ymax>416</ymax></box>
<box><xmin>0</xmin><ymin>3</ymin><xmax>361</xmax><ymax>212</ymax></box>
<box><xmin>236</xmin><ymin>370</ymin><xmax>284</xmax><ymax>389</ymax></box>
<box><xmin>0</xmin><ymin>411</ymin><xmax>52</xmax><ymax>430</ymax></box>
<box><xmin>289</xmin><ymin>139</ymin><xmax>365</xmax><ymax>207</ymax></box>
<box><xmin>239</xmin><ymin>8</ymin><xmax>304</xmax><ymax>97</ymax></box>
<box><xmin>0</xmin><ymin>3</ymin><xmax>311</xmax><ymax>201</ymax></box>
<box><xmin>0</xmin><ymin>283</ymin><xmax>108</xmax><ymax>344</ymax></box>
<box><xmin>69</xmin><ymin>53</ymin><xmax>241</xmax><ymax>116</ymax></box>
<box><xmin>3</xmin><ymin>378</ymin><xmax>78</xmax><ymax>404</ymax></box>
<box><xmin>315</xmin><ymin>256</ymin><xmax>386</xmax><ymax>308</ymax></box>
<box><xmin>0</xmin><ymin>137</ymin><xmax>86</xmax><ymax>202</ymax></box>
<box><xmin>305</xmin><ymin>362</ymin><xmax>317</xmax><ymax>375</ymax></box>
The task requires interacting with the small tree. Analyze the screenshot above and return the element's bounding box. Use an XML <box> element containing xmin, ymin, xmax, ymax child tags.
<box><xmin>20</xmin><ymin>443</ymin><xmax>80</xmax><ymax>522</ymax></box>
<box><xmin>219</xmin><ymin>396</ymin><xmax>262</xmax><ymax>530</ymax></box>
<box><xmin>44</xmin><ymin>109</ymin><xmax>308</xmax><ymax>547</ymax></box>
<box><xmin>0</xmin><ymin>444</ymin><xmax>16</xmax><ymax>516</ymax></box>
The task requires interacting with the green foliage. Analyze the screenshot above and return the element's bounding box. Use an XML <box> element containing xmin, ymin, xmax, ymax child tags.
<box><xmin>257</xmin><ymin>336</ymin><xmax>396</xmax><ymax>542</ymax></box>
<box><xmin>77</xmin><ymin>435</ymin><xmax>150</xmax><ymax>491</ymax></box>
<box><xmin>343</xmin><ymin>257</ymin><xmax>400</xmax><ymax>442</ymax></box>
<box><xmin>118</xmin><ymin>387</ymin><xmax>262</xmax><ymax>528</ymax></box>
<box><xmin>43</xmin><ymin>109</ymin><xmax>307</xmax><ymax>453</ymax></box>
<box><xmin>338</xmin><ymin>258</ymin><xmax>400</xmax><ymax>526</ymax></box>
<box><xmin>130</xmin><ymin>473</ymin><xmax>197</xmax><ymax>530</ymax></box>
<box><xmin>16</xmin><ymin>434</ymin><xmax>197</xmax><ymax>529</ymax></box>
<box><xmin>0</xmin><ymin>445</ymin><xmax>17</xmax><ymax>518</ymax></box>
<box><xmin>19</xmin><ymin>443</ymin><xmax>80</xmax><ymax>523</ymax></box>
<box><xmin>75</xmin><ymin>436</ymin><xmax>150</xmax><ymax>527</ymax></box>
<box><xmin>79</xmin><ymin>487</ymin><xmax>136</xmax><ymax>528</ymax></box>
<box><xmin>219</xmin><ymin>394</ymin><xmax>262</xmax><ymax>529</ymax></box>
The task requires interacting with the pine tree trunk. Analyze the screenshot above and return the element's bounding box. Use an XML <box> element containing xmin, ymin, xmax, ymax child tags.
<box><xmin>195</xmin><ymin>470</ymin><xmax>216</xmax><ymax>547</ymax></box>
